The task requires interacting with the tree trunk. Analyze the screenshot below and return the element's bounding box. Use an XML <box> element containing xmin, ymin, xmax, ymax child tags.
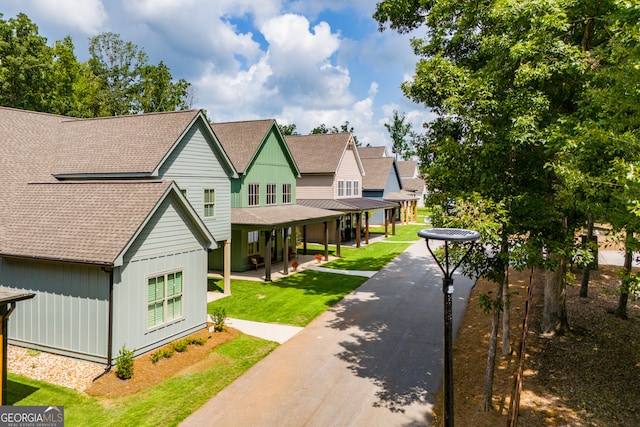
<box><xmin>580</xmin><ymin>214</ymin><xmax>594</xmax><ymax>298</ymax></box>
<box><xmin>616</xmin><ymin>230</ymin><xmax>632</xmax><ymax>319</ymax></box>
<box><xmin>500</xmin><ymin>232</ymin><xmax>511</xmax><ymax>356</ymax></box>
<box><xmin>542</xmin><ymin>252</ymin><xmax>569</xmax><ymax>336</ymax></box>
<box><xmin>482</xmin><ymin>275</ymin><xmax>503</xmax><ymax>411</ymax></box>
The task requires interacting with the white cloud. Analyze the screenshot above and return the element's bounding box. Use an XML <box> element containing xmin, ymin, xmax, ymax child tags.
<box><xmin>9</xmin><ymin>0</ymin><xmax>108</xmax><ymax>34</ymax></box>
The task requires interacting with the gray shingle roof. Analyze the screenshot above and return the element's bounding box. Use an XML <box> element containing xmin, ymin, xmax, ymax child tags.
<box><xmin>357</xmin><ymin>146</ymin><xmax>387</xmax><ymax>159</ymax></box>
<box><xmin>285</xmin><ymin>133</ymin><xmax>353</xmax><ymax>174</ymax></box>
<box><xmin>3</xmin><ymin>181</ymin><xmax>174</xmax><ymax>265</ymax></box>
<box><xmin>361</xmin><ymin>157</ymin><xmax>399</xmax><ymax>191</ymax></box>
<box><xmin>396</xmin><ymin>160</ymin><xmax>418</xmax><ymax>178</ymax></box>
<box><xmin>402</xmin><ymin>177</ymin><xmax>426</xmax><ymax>192</ymax></box>
<box><xmin>211</xmin><ymin>119</ymin><xmax>275</xmax><ymax>174</ymax></box>
<box><xmin>0</xmin><ymin>107</ymin><xmax>217</xmax><ymax>264</ymax></box>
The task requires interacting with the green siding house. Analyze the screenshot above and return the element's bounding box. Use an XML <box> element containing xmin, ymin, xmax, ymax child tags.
<box><xmin>210</xmin><ymin>120</ymin><xmax>341</xmax><ymax>280</ymax></box>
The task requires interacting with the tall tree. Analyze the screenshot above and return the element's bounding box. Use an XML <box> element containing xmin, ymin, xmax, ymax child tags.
<box><xmin>88</xmin><ymin>32</ymin><xmax>147</xmax><ymax>116</ymax></box>
<box><xmin>311</xmin><ymin>121</ymin><xmax>360</xmax><ymax>145</ymax></box>
<box><xmin>385</xmin><ymin>110</ymin><xmax>413</xmax><ymax>160</ymax></box>
<box><xmin>0</xmin><ymin>13</ymin><xmax>52</xmax><ymax>111</ymax></box>
<box><xmin>50</xmin><ymin>36</ymin><xmax>80</xmax><ymax>116</ymax></box>
<box><xmin>135</xmin><ymin>61</ymin><xmax>191</xmax><ymax>113</ymax></box>
<box><xmin>278</xmin><ymin>123</ymin><xmax>298</xmax><ymax>135</ymax></box>
<box><xmin>374</xmin><ymin>0</ymin><xmax>636</xmax><ymax>409</ymax></box>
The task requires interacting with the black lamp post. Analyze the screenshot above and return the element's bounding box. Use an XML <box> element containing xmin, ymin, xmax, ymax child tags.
<box><xmin>418</xmin><ymin>228</ymin><xmax>480</xmax><ymax>427</ymax></box>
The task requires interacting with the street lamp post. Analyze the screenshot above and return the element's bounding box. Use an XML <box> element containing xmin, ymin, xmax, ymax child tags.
<box><xmin>418</xmin><ymin>228</ymin><xmax>480</xmax><ymax>427</ymax></box>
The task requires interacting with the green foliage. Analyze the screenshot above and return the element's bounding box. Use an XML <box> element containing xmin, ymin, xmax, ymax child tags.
<box><xmin>151</xmin><ymin>348</ymin><xmax>174</xmax><ymax>363</ymax></box>
<box><xmin>115</xmin><ymin>345</ymin><xmax>135</xmax><ymax>380</ymax></box>
<box><xmin>478</xmin><ymin>292</ymin><xmax>504</xmax><ymax>315</ymax></box>
<box><xmin>385</xmin><ymin>109</ymin><xmax>413</xmax><ymax>160</ymax></box>
<box><xmin>0</xmin><ymin>14</ymin><xmax>193</xmax><ymax>117</ymax></box>
<box><xmin>211</xmin><ymin>306</ymin><xmax>227</xmax><ymax>332</ymax></box>
<box><xmin>187</xmin><ymin>337</ymin><xmax>207</xmax><ymax>346</ymax></box>
<box><xmin>172</xmin><ymin>339</ymin><xmax>189</xmax><ymax>353</ymax></box>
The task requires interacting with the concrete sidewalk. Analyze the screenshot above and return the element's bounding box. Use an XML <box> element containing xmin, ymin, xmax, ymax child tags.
<box><xmin>183</xmin><ymin>240</ymin><xmax>474</xmax><ymax>426</ymax></box>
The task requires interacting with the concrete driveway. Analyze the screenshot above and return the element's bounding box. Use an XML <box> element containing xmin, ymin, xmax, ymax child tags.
<box><xmin>181</xmin><ymin>240</ymin><xmax>476</xmax><ymax>427</ymax></box>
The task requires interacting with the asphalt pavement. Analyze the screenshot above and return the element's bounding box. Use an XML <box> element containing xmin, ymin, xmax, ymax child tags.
<box><xmin>181</xmin><ymin>240</ymin><xmax>475</xmax><ymax>427</ymax></box>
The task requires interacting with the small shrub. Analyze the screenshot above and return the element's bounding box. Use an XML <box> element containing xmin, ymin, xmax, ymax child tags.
<box><xmin>172</xmin><ymin>339</ymin><xmax>189</xmax><ymax>353</ymax></box>
<box><xmin>151</xmin><ymin>348</ymin><xmax>174</xmax><ymax>364</ymax></box>
<box><xmin>211</xmin><ymin>306</ymin><xmax>227</xmax><ymax>332</ymax></box>
<box><xmin>115</xmin><ymin>345</ymin><xmax>135</xmax><ymax>379</ymax></box>
<box><xmin>187</xmin><ymin>337</ymin><xmax>207</xmax><ymax>346</ymax></box>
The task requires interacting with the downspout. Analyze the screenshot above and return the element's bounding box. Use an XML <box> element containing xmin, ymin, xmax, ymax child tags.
<box><xmin>94</xmin><ymin>266</ymin><xmax>114</xmax><ymax>381</ymax></box>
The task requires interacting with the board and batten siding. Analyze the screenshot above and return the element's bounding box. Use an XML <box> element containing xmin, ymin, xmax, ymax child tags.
<box><xmin>334</xmin><ymin>145</ymin><xmax>362</xmax><ymax>199</ymax></box>
<box><xmin>231</xmin><ymin>130</ymin><xmax>297</xmax><ymax>208</ymax></box>
<box><xmin>159</xmin><ymin>121</ymin><xmax>232</xmax><ymax>241</ymax></box>
<box><xmin>295</xmin><ymin>175</ymin><xmax>334</xmax><ymax>199</ymax></box>
<box><xmin>116</xmin><ymin>194</ymin><xmax>209</xmax><ymax>357</ymax></box>
<box><xmin>1</xmin><ymin>257</ymin><xmax>110</xmax><ymax>362</ymax></box>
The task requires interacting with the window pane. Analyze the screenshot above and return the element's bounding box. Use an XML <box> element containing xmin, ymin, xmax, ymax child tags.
<box><xmin>148</xmin><ymin>278</ymin><xmax>156</xmax><ymax>302</ymax></box>
<box><xmin>156</xmin><ymin>276</ymin><xmax>164</xmax><ymax>299</ymax></box>
<box><xmin>175</xmin><ymin>272</ymin><xmax>182</xmax><ymax>294</ymax></box>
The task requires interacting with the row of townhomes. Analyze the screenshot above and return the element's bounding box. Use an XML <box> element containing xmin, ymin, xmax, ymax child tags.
<box><xmin>0</xmin><ymin>107</ymin><xmax>424</xmax><ymax>367</ymax></box>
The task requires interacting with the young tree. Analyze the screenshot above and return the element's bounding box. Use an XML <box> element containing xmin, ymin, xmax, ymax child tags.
<box><xmin>384</xmin><ymin>110</ymin><xmax>413</xmax><ymax>160</ymax></box>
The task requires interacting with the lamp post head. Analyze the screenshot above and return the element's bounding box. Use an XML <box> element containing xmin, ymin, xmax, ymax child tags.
<box><xmin>418</xmin><ymin>228</ymin><xmax>481</xmax><ymax>242</ymax></box>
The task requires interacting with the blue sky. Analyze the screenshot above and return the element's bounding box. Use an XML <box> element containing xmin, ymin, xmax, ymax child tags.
<box><xmin>3</xmin><ymin>0</ymin><xmax>435</xmax><ymax>148</ymax></box>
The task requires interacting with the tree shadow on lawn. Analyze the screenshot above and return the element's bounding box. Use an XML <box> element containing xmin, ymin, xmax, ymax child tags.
<box><xmin>6</xmin><ymin>378</ymin><xmax>39</xmax><ymax>404</ymax></box>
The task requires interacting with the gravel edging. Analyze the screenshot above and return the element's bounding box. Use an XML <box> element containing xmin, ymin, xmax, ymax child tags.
<box><xmin>7</xmin><ymin>345</ymin><xmax>106</xmax><ymax>392</ymax></box>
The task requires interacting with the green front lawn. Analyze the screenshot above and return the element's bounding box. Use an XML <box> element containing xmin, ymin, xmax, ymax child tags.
<box><xmin>208</xmin><ymin>270</ymin><xmax>368</xmax><ymax>326</ymax></box>
<box><xmin>8</xmin><ymin>335</ymin><xmax>277</xmax><ymax>427</ymax></box>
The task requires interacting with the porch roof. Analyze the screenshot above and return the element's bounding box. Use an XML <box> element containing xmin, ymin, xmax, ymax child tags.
<box><xmin>231</xmin><ymin>205</ymin><xmax>342</xmax><ymax>229</ymax></box>
<box><xmin>297</xmin><ymin>198</ymin><xmax>398</xmax><ymax>212</ymax></box>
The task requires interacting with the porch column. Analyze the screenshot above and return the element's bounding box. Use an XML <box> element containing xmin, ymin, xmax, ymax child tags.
<box><xmin>365</xmin><ymin>211</ymin><xmax>369</xmax><ymax>245</ymax></box>
<box><xmin>303</xmin><ymin>225</ymin><xmax>308</xmax><ymax>255</ymax></box>
<box><xmin>384</xmin><ymin>209</ymin><xmax>389</xmax><ymax>238</ymax></box>
<box><xmin>223</xmin><ymin>240</ymin><xmax>231</xmax><ymax>294</ymax></box>
<box><xmin>391</xmin><ymin>207</ymin><xmax>396</xmax><ymax>235</ymax></box>
<box><xmin>283</xmin><ymin>227</ymin><xmax>289</xmax><ymax>275</ymax></box>
<box><xmin>335</xmin><ymin>217</ymin><xmax>341</xmax><ymax>257</ymax></box>
<box><xmin>264</xmin><ymin>230</ymin><xmax>272</xmax><ymax>282</ymax></box>
<box><xmin>355</xmin><ymin>212</ymin><xmax>361</xmax><ymax>248</ymax></box>
<box><xmin>323</xmin><ymin>221</ymin><xmax>329</xmax><ymax>261</ymax></box>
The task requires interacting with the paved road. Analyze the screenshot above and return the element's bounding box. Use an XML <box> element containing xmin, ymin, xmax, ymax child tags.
<box><xmin>181</xmin><ymin>240</ymin><xmax>476</xmax><ymax>427</ymax></box>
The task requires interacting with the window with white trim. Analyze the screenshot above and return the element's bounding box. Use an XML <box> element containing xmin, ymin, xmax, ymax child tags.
<box><xmin>346</xmin><ymin>180</ymin><xmax>352</xmax><ymax>196</ymax></box>
<box><xmin>248</xmin><ymin>230</ymin><xmax>260</xmax><ymax>254</ymax></box>
<box><xmin>248</xmin><ymin>183</ymin><xmax>260</xmax><ymax>206</ymax></box>
<box><xmin>147</xmin><ymin>271</ymin><xmax>183</xmax><ymax>328</ymax></box>
<box><xmin>338</xmin><ymin>180</ymin><xmax>345</xmax><ymax>197</ymax></box>
<box><xmin>353</xmin><ymin>180</ymin><xmax>359</xmax><ymax>196</ymax></box>
<box><xmin>266</xmin><ymin>183</ymin><xmax>276</xmax><ymax>205</ymax></box>
<box><xmin>282</xmin><ymin>183</ymin><xmax>292</xmax><ymax>204</ymax></box>
<box><xmin>204</xmin><ymin>189</ymin><xmax>215</xmax><ymax>217</ymax></box>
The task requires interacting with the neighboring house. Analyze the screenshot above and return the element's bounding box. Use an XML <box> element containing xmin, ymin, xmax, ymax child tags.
<box><xmin>0</xmin><ymin>107</ymin><xmax>236</xmax><ymax>365</ymax></box>
<box><xmin>359</xmin><ymin>147</ymin><xmax>420</xmax><ymax>224</ymax></box>
<box><xmin>396</xmin><ymin>160</ymin><xmax>427</xmax><ymax>208</ymax></box>
<box><xmin>210</xmin><ymin>120</ymin><xmax>342</xmax><ymax>280</ymax></box>
<box><xmin>286</xmin><ymin>133</ymin><xmax>397</xmax><ymax>246</ymax></box>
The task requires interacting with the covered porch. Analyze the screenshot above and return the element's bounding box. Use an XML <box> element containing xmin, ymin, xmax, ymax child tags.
<box><xmin>227</xmin><ymin>204</ymin><xmax>343</xmax><ymax>283</ymax></box>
